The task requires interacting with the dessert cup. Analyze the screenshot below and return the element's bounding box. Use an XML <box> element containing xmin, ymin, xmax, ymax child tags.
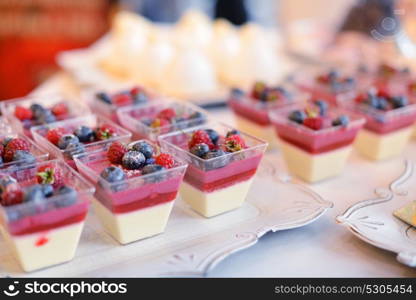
<box><xmin>0</xmin><ymin>94</ymin><xmax>90</xmax><ymax>138</ymax></box>
<box><xmin>116</xmin><ymin>101</ymin><xmax>207</xmax><ymax>143</ymax></box>
<box><xmin>158</xmin><ymin>123</ymin><xmax>267</xmax><ymax>217</ymax></box>
<box><xmin>270</xmin><ymin>103</ymin><xmax>365</xmax><ymax>182</ymax></box>
<box><xmin>74</xmin><ymin>141</ymin><xmax>187</xmax><ymax>244</ymax></box>
<box><xmin>0</xmin><ymin>160</ymin><xmax>95</xmax><ymax>272</ymax></box>
<box><xmin>31</xmin><ymin>114</ymin><xmax>132</xmax><ymax>169</ymax></box>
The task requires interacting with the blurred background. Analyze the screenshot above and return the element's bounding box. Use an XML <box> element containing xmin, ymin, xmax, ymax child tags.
<box><xmin>1</xmin><ymin>0</ymin><xmax>415</xmax><ymax>100</ymax></box>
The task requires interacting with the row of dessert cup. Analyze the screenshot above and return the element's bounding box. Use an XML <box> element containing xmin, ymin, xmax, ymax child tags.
<box><xmin>0</xmin><ymin>93</ymin><xmax>268</xmax><ymax>272</ymax></box>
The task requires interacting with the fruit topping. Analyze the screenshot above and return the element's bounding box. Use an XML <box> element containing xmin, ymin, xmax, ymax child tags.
<box><xmin>248</xmin><ymin>81</ymin><xmax>290</xmax><ymax>102</ymax></box>
<box><xmin>155</xmin><ymin>153</ymin><xmax>175</xmax><ymax>169</ymax></box>
<box><xmin>3</xmin><ymin>138</ymin><xmax>30</xmax><ymax>162</ymax></box>
<box><xmin>288</xmin><ymin>110</ymin><xmax>307</xmax><ymax>124</ymax></box>
<box><xmin>95</xmin><ymin>124</ymin><xmax>116</xmax><ymax>140</ymax></box>
<box><xmin>122</xmin><ymin>151</ymin><xmax>146</xmax><ymax>170</ymax></box>
<box><xmin>224</xmin><ymin>134</ymin><xmax>247</xmax><ymax>152</ymax></box>
<box><xmin>332</xmin><ymin>115</ymin><xmax>350</xmax><ymax>127</ymax></box>
<box><xmin>107</xmin><ymin>142</ymin><xmax>128</xmax><ymax>164</ymax></box>
<box><xmin>14</xmin><ymin>106</ymin><xmax>33</xmax><ymax>121</ymax></box>
<box><xmin>188</xmin><ymin>130</ymin><xmax>215</xmax><ymax>150</ymax></box>
<box><xmin>46</xmin><ymin>128</ymin><xmax>68</xmax><ymax>145</ymax></box>
<box><xmin>96</xmin><ymin>86</ymin><xmax>149</xmax><ymax>106</ymax></box>
<box><xmin>36</xmin><ymin>164</ymin><xmax>64</xmax><ymax>188</ymax></box>
<box><xmin>190</xmin><ymin>143</ymin><xmax>210</xmax><ymax>158</ymax></box>
<box><xmin>51</xmin><ymin>102</ymin><xmax>69</xmax><ymax>118</ymax></box>
<box><xmin>356</xmin><ymin>90</ymin><xmax>410</xmax><ymax>111</ymax></box>
<box><xmin>74</xmin><ymin>125</ymin><xmax>96</xmax><ymax>143</ymax></box>
<box><xmin>129</xmin><ymin>141</ymin><xmax>154</xmax><ymax>159</ymax></box>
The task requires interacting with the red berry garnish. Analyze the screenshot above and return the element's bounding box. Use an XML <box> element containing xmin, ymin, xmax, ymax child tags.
<box><xmin>46</xmin><ymin>128</ymin><xmax>68</xmax><ymax>145</ymax></box>
<box><xmin>250</xmin><ymin>81</ymin><xmax>267</xmax><ymax>99</ymax></box>
<box><xmin>130</xmin><ymin>86</ymin><xmax>142</xmax><ymax>95</ymax></box>
<box><xmin>36</xmin><ymin>164</ymin><xmax>64</xmax><ymax>189</ymax></box>
<box><xmin>95</xmin><ymin>124</ymin><xmax>116</xmax><ymax>140</ymax></box>
<box><xmin>51</xmin><ymin>102</ymin><xmax>69</xmax><ymax>118</ymax></box>
<box><xmin>188</xmin><ymin>130</ymin><xmax>215</xmax><ymax>150</ymax></box>
<box><xmin>157</xmin><ymin>108</ymin><xmax>176</xmax><ymax>120</ymax></box>
<box><xmin>14</xmin><ymin>105</ymin><xmax>33</xmax><ymax>121</ymax></box>
<box><xmin>224</xmin><ymin>134</ymin><xmax>247</xmax><ymax>152</ymax></box>
<box><xmin>155</xmin><ymin>153</ymin><xmax>175</xmax><ymax>169</ymax></box>
<box><xmin>107</xmin><ymin>142</ymin><xmax>127</xmax><ymax>164</ymax></box>
<box><xmin>113</xmin><ymin>93</ymin><xmax>131</xmax><ymax>105</ymax></box>
<box><xmin>0</xmin><ymin>144</ymin><xmax>4</xmax><ymax>158</ymax></box>
<box><xmin>303</xmin><ymin>117</ymin><xmax>324</xmax><ymax>130</ymax></box>
<box><xmin>4</xmin><ymin>138</ymin><xmax>30</xmax><ymax>162</ymax></box>
<box><xmin>1</xmin><ymin>188</ymin><xmax>23</xmax><ymax>206</ymax></box>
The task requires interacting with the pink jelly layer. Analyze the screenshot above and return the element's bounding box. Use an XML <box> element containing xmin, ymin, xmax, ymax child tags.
<box><xmin>274</xmin><ymin>123</ymin><xmax>362</xmax><ymax>154</ymax></box>
<box><xmin>7</xmin><ymin>199</ymin><xmax>89</xmax><ymax>236</ymax></box>
<box><xmin>184</xmin><ymin>154</ymin><xmax>263</xmax><ymax>193</ymax></box>
<box><xmin>83</xmin><ymin>158</ymin><xmax>183</xmax><ymax>214</ymax></box>
<box><xmin>359</xmin><ymin>111</ymin><xmax>416</xmax><ymax>134</ymax></box>
<box><xmin>229</xmin><ymin>98</ymin><xmax>271</xmax><ymax>126</ymax></box>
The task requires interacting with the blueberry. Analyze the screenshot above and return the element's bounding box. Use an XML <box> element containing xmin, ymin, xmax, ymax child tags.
<box><xmin>328</xmin><ymin>70</ymin><xmax>339</xmax><ymax>81</ymax></box>
<box><xmin>226</xmin><ymin>129</ymin><xmax>240</xmax><ymax>137</ymax></box>
<box><xmin>30</xmin><ymin>103</ymin><xmax>46</xmax><ymax>118</ymax></box>
<box><xmin>12</xmin><ymin>150</ymin><xmax>36</xmax><ymax>165</ymax></box>
<box><xmin>288</xmin><ymin>110</ymin><xmax>306</xmax><ymax>124</ymax></box>
<box><xmin>96</xmin><ymin>92</ymin><xmax>112</xmax><ymax>104</ymax></box>
<box><xmin>37</xmin><ymin>110</ymin><xmax>56</xmax><ymax>124</ymax></box>
<box><xmin>365</xmin><ymin>94</ymin><xmax>380</xmax><ymax>108</ymax></box>
<box><xmin>41</xmin><ymin>184</ymin><xmax>54</xmax><ymax>197</ymax></box>
<box><xmin>132</xmin><ymin>92</ymin><xmax>148</xmax><ymax>104</ymax></box>
<box><xmin>231</xmin><ymin>88</ymin><xmax>244</xmax><ymax>98</ymax></box>
<box><xmin>74</xmin><ymin>126</ymin><xmax>95</xmax><ymax>143</ymax></box>
<box><xmin>141</xmin><ymin>164</ymin><xmax>164</xmax><ymax>175</ymax></box>
<box><xmin>55</xmin><ymin>186</ymin><xmax>77</xmax><ymax>207</ymax></box>
<box><xmin>203</xmin><ymin>149</ymin><xmax>229</xmax><ymax>170</ymax></box>
<box><xmin>332</xmin><ymin>115</ymin><xmax>350</xmax><ymax>127</ymax></box>
<box><xmin>23</xmin><ymin>185</ymin><xmax>45</xmax><ymax>203</ymax></box>
<box><xmin>129</xmin><ymin>141</ymin><xmax>153</xmax><ymax>159</ymax></box>
<box><xmin>58</xmin><ymin>134</ymin><xmax>80</xmax><ymax>150</ymax></box>
<box><xmin>190</xmin><ymin>143</ymin><xmax>210</xmax><ymax>158</ymax></box>
<box><xmin>122</xmin><ymin>151</ymin><xmax>146</xmax><ymax>170</ymax></box>
<box><xmin>376</xmin><ymin>97</ymin><xmax>389</xmax><ymax>110</ymax></box>
<box><xmin>64</xmin><ymin>142</ymin><xmax>85</xmax><ymax>159</ymax></box>
<box><xmin>391</xmin><ymin>96</ymin><xmax>408</xmax><ymax>109</ymax></box>
<box><xmin>314</xmin><ymin>100</ymin><xmax>328</xmax><ymax>116</ymax></box>
<box><xmin>145</xmin><ymin>158</ymin><xmax>155</xmax><ymax>165</ymax></box>
<box><xmin>205</xmin><ymin>129</ymin><xmax>219</xmax><ymax>145</ymax></box>
<box><xmin>100</xmin><ymin>166</ymin><xmax>126</xmax><ymax>183</ymax></box>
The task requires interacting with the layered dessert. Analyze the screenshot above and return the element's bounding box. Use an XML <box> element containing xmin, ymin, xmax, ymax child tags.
<box><xmin>88</xmin><ymin>86</ymin><xmax>151</xmax><ymax>123</ymax></box>
<box><xmin>0</xmin><ymin>95</ymin><xmax>89</xmax><ymax>138</ymax></box>
<box><xmin>0</xmin><ymin>134</ymin><xmax>48</xmax><ymax>169</ymax></box>
<box><xmin>228</xmin><ymin>82</ymin><xmax>297</xmax><ymax>147</ymax></box>
<box><xmin>116</xmin><ymin>101</ymin><xmax>207</xmax><ymax>142</ymax></box>
<box><xmin>295</xmin><ymin>69</ymin><xmax>358</xmax><ymax>106</ymax></box>
<box><xmin>351</xmin><ymin>89</ymin><xmax>416</xmax><ymax>160</ymax></box>
<box><xmin>371</xmin><ymin>63</ymin><xmax>413</xmax><ymax>95</ymax></box>
<box><xmin>0</xmin><ymin>160</ymin><xmax>94</xmax><ymax>272</ymax></box>
<box><xmin>159</xmin><ymin>124</ymin><xmax>267</xmax><ymax>217</ymax></box>
<box><xmin>31</xmin><ymin>115</ymin><xmax>131</xmax><ymax>169</ymax></box>
<box><xmin>269</xmin><ymin>100</ymin><xmax>365</xmax><ymax>182</ymax></box>
<box><xmin>74</xmin><ymin>140</ymin><xmax>187</xmax><ymax>244</ymax></box>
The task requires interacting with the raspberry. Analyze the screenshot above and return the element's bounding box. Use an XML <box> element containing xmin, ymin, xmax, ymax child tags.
<box><xmin>303</xmin><ymin>117</ymin><xmax>324</xmax><ymax>130</ymax></box>
<box><xmin>250</xmin><ymin>81</ymin><xmax>266</xmax><ymax>99</ymax></box>
<box><xmin>46</xmin><ymin>128</ymin><xmax>68</xmax><ymax>145</ymax></box>
<box><xmin>4</xmin><ymin>138</ymin><xmax>30</xmax><ymax>162</ymax></box>
<box><xmin>107</xmin><ymin>142</ymin><xmax>127</xmax><ymax>164</ymax></box>
<box><xmin>130</xmin><ymin>86</ymin><xmax>142</xmax><ymax>95</ymax></box>
<box><xmin>150</xmin><ymin>118</ymin><xmax>170</xmax><ymax>128</ymax></box>
<box><xmin>37</xmin><ymin>164</ymin><xmax>64</xmax><ymax>189</ymax></box>
<box><xmin>157</xmin><ymin>108</ymin><xmax>176</xmax><ymax>120</ymax></box>
<box><xmin>0</xmin><ymin>144</ymin><xmax>4</xmax><ymax>158</ymax></box>
<box><xmin>1</xmin><ymin>188</ymin><xmax>23</xmax><ymax>206</ymax></box>
<box><xmin>113</xmin><ymin>93</ymin><xmax>131</xmax><ymax>105</ymax></box>
<box><xmin>95</xmin><ymin>124</ymin><xmax>116</xmax><ymax>140</ymax></box>
<box><xmin>155</xmin><ymin>153</ymin><xmax>175</xmax><ymax>169</ymax></box>
<box><xmin>14</xmin><ymin>106</ymin><xmax>33</xmax><ymax>121</ymax></box>
<box><xmin>51</xmin><ymin>102</ymin><xmax>69</xmax><ymax>118</ymax></box>
<box><xmin>224</xmin><ymin>134</ymin><xmax>247</xmax><ymax>152</ymax></box>
<box><xmin>188</xmin><ymin>130</ymin><xmax>215</xmax><ymax>150</ymax></box>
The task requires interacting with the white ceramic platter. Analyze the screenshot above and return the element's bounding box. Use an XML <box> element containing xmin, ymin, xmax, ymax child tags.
<box><xmin>0</xmin><ymin>156</ymin><xmax>332</xmax><ymax>277</ymax></box>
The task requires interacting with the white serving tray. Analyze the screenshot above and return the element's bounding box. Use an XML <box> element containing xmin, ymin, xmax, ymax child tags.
<box><xmin>0</xmin><ymin>155</ymin><xmax>332</xmax><ymax>277</ymax></box>
<box><xmin>337</xmin><ymin>160</ymin><xmax>416</xmax><ymax>268</ymax></box>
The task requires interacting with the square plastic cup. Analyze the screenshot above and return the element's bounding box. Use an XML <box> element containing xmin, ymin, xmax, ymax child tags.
<box><xmin>0</xmin><ymin>133</ymin><xmax>49</xmax><ymax>170</ymax></box>
<box><xmin>158</xmin><ymin>122</ymin><xmax>268</xmax><ymax>218</ymax></box>
<box><xmin>345</xmin><ymin>97</ymin><xmax>416</xmax><ymax>161</ymax></box>
<box><xmin>73</xmin><ymin>140</ymin><xmax>188</xmax><ymax>244</ymax></box>
<box><xmin>31</xmin><ymin>114</ymin><xmax>132</xmax><ymax>170</ymax></box>
<box><xmin>116</xmin><ymin>101</ymin><xmax>208</xmax><ymax>143</ymax></box>
<box><xmin>0</xmin><ymin>159</ymin><xmax>95</xmax><ymax>272</ymax></box>
<box><xmin>83</xmin><ymin>86</ymin><xmax>156</xmax><ymax>124</ymax></box>
<box><xmin>228</xmin><ymin>85</ymin><xmax>307</xmax><ymax>148</ymax></box>
<box><xmin>292</xmin><ymin>68</ymin><xmax>361</xmax><ymax>107</ymax></box>
<box><xmin>269</xmin><ymin>103</ymin><xmax>365</xmax><ymax>183</ymax></box>
<box><xmin>0</xmin><ymin>94</ymin><xmax>91</xmax><ymax>138</ymax></box>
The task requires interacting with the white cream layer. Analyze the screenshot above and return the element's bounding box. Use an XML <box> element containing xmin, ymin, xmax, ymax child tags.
<box><xmin>93</xmin><ymin>199</ymin><xmax>174</xmax><ymax>245</ymax></box>
<box><xmin>0</xmin><ymin>222</ymin><xmax>84</xmax><ymax>272</ymax></box>
<box><xmin>180</xmin><ymin>178</ymin><xmax>253</xmax><ymax>218</ymax></box>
